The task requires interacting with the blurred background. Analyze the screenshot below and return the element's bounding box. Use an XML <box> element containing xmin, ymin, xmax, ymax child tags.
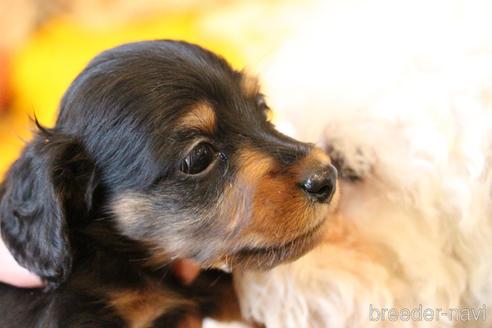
<box><xmin>1</xmin><ymin>0</ymin><xmax>492</xmax><ymax>177</ymax></box>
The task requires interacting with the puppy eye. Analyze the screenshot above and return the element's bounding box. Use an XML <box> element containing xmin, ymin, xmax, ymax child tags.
<box><xmin>180</xmin><ymin>142</ymin><xmax>217</xmax><ymax>175</ymax></box>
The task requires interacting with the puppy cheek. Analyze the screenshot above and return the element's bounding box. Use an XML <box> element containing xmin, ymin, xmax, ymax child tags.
<box><xmin>220</xmin><ymin>148</ymin><xmax>327</xmax><ymax>248</ymax></box>
<box><xmin>111</xmin><ymin>194</ymin><xmax>156</xmax><ymax>240</ymax></box>
<box><xmin>110</xmin><ymin>195</ymin><xmax>177</xmax><ymax>259</ymax></box>
<box><xmin>111</xmin><ymin>193</ymin><xmax>222</xmax><ymax>263</ymax></box>
<box><xmin>247</xmin><ymin>178</ymin><xmax>317</xmax><ymax>244</ymax></box>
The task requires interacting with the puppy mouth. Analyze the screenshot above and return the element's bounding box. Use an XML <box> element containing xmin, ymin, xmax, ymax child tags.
<box><xmin>231</xmin><ymin>216</ymin><xmax>328</xmax><ymax>270</ymax></box>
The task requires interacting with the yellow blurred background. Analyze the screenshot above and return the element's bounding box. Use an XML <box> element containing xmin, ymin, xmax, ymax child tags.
<box><xmin>0</xmin><ymin>0</ymin><xmax>312</xmax><ymax>177</ymax></box>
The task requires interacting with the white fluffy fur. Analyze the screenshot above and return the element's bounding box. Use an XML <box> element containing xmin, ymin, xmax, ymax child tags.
<box><xmin>236</xmin><ymin>113</ymin><xmax>492</xmax><ymax>327</ymax></box>
<box><xmin>226</xmin><ymin>1</ymin><xmax>492</xmax><ymax>327</ymax></box>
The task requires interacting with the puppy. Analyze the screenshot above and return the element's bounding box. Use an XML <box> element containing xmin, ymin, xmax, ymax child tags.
<box><xmin>0</xmin><ymin>40</ymin><xmax>338</xmax><ymax>327</ymax></box>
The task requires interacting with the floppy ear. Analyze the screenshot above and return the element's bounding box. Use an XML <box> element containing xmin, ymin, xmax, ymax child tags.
<box><xmin>0</xmin><ymin>129</ymin><xmax>97</xmax><ymax>288</ymax></box>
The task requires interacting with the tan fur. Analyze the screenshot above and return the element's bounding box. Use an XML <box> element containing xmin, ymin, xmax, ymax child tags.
<box><xmin>111</xmin><ymin>194</ymin><xmax>151</xmax><ymax>226</ymax></box>
<box><xmin>109</xmin><ymin>282</ymin><xmax>194</xmax><ymax>328</ymax></box>
<box><xmin>179</xmin><ymin>102</ymin><xmax>216</xmax><ymax>134</ymax></box>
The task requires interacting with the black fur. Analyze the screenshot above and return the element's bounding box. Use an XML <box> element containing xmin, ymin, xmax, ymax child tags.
<box><xmin>1</xmin><ymin>128</ymin><xmax>97</xmax><ymax>288</ymax></box>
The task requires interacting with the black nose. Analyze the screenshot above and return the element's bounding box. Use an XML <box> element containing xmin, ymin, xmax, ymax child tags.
<box><xmin>301</xmin><ymin>165</ymin><xmax>337</xmax><ymax>203</ymax></box>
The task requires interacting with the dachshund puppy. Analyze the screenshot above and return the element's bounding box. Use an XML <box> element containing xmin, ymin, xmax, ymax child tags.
<box><xmin>0</xmin><ymin>40</ymin><xmax>338</xmax><ymax>327</ymax></box>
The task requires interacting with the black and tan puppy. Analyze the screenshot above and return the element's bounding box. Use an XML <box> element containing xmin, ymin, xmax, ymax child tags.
<box><xmin>0</xmin><ymin>40</ymin><xmax>338</xmax><ymax>327</ymax></box>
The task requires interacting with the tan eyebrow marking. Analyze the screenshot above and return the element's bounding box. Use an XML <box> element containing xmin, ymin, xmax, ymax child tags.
<box><xmin>178</xmin><ymin>102</ymin><xmax>216</xmax><ymax>134</ymax></box>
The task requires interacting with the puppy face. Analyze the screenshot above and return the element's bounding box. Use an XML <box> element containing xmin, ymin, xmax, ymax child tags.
<box><xmin>111</xmin><ymin>104</ymin><xmax>338</xmax><ymax>269</ymax></box>
<box><xmin>3</xmin><ymin>41</ymin><xmax>338</xmax><ymax>277</ymax></box>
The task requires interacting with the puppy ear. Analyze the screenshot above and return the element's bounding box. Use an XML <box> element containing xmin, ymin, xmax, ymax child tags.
<box><xmin>0</xmin><ymin>128</ymin><xmax>97</xmax><ymax>288</ymax></box>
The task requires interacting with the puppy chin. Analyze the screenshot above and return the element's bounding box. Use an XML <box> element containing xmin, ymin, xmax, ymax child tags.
<box><xmin>234</xmin><ymin>224</ymin><xmax>329</xmax><ymax>271</ymax></box>
<box><xmin>209</xmin><ymin>209</ymin><xmax>332</xmax><ymax>272</ymax></box>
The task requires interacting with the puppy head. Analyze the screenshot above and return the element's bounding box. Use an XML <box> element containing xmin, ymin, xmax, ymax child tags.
<box><xmin>0</xmin><ymin>41</ymin><xmax>338</xmax><ymax>285</ymax></box>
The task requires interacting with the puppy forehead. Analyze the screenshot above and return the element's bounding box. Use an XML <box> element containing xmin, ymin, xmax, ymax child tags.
<box><xmin>178</xmin><ymin>102</ymin><xmax>216</xmax><ymax>134</ymax></box>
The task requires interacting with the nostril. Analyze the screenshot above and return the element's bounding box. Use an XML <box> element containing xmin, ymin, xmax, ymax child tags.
<box><xmin>317</xmin><ymin>184</ymin><xmax>331</xmax><ymax>195</ymax></box>
<box><xmin>301</xmin><ymin>165</ymin><xmax>337</xmax><ymax>203</ymax></box>
<box><xmin>302</xmin><ymin>178</ymin><xmax>331</xmax><ymax>195</ymax></box>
